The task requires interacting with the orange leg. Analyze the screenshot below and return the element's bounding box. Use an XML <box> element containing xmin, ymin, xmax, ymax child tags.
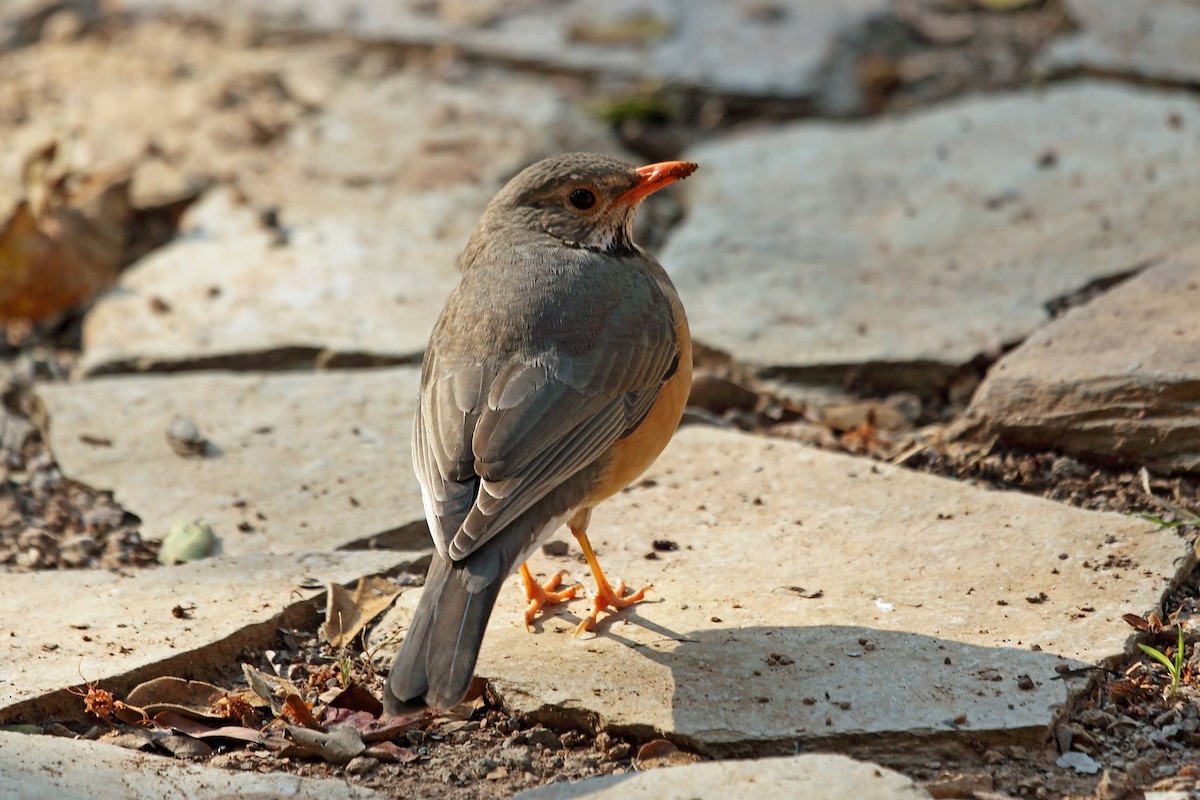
<box><xmin>519</xmin><ymin>563</ymin><xmax>578</xmax><ymax>628</ymax></box>
<box><xmin>569</xmin><ymin>512</ymin><xmax>651</xmax><ymax>636</ymax></box>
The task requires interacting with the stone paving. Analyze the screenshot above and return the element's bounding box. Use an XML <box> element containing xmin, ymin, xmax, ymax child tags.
<box><xmin>0</xmin><ymin>729</ymin><xmax>390</xmax><ymax>799</ymax></box>
<box><xmin>513</xmin><ymin>753</ymin><xmax>932</xmax><ymax>799</ymax></box>
<box><xmin>3</xmin><ymin>1</ymin><xmax>1200</xmax><ymax>798</ymax></box>
<box><xmin>660</xmin><ymin>81</ymin><xmax>1200</xmax><ymax>376</ymax></box>
<box><xmin>36</xmin><ymin>368</ymin><xmax>425</xmax><ymax>554</ymax></box>
<box><xmin>374</xmin><ymin>426</ymin><xmax>1183</xmax><ymax>754</ymax></box>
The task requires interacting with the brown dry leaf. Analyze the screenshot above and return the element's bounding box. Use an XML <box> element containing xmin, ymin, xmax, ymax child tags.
<box><xmin>0</xmin><ymin>143</ymin><xmax>132</xmax><ymax>327</ymax></box>
<box><xmin>358</xmin><ymin>710</ymin><xmax>428</xmax><ymax>744</ymax></box>
<box><xmin>321</xmin><ymin>575</ymin><xmax>402</xmax><ymax>648</ymax></box>
<box><xmin>100</xmin><ymin>729</ymin><xmax>157</xmax><ymax>752</ymax></box>
<box><xmin>153</xmin><ymin>710</ymin><xmax>263</xmax><ymax>748</ymax></box>
<box><xmin>282</xmin><ymin>724</ymin><xmax>366</xmax><ymax>764</ymax></box>
<box><xmin>365</xmin><ymin>740</ymin><xmax>420</xmax><ymax>763</ymax></box>
<box><xmin>633</xmin><ymin>738</ymin><xmax>702</xmax><ymax>770</ymax></box>
<box><xmin>326</xmin><ymin>681</ymin><xmax>384</xmax><ymax>717</ymax></box>
<box><xmin>125</xmin><ymin>676</ymin><xmax>226</xmax><ymax>722</ymax></box>
<box><xmin>242</xmin><ymin>663</ymin><xmax>303</xmax><ymax>717</ymax></box>
<box><xmin>156</xmin><ymin>734</ymin><xmax>213</xmax><ymax>759</ymax></box>
<box><xmin>1123</xmin><ymin>611</ymin><xmax>1164</xmax><ymax>634</ymax></box>
<box><xmin>282</xmin><ymin>693</ymin><xmax>323</xmax><ymax>730</ymax></box>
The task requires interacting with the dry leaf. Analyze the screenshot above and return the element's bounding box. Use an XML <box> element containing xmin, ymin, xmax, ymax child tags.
<box><xmin>125</xmin><ymin>676</ymin><xmax>226</xmax><ymax>722</ymax></box>
<box><xmin>321</xmin><ymin>575</ymin><xmax>402</xmax><ymax>648</ymax></box>
<box><xmin>154</xmin><ymin>710</ymin><xmax>265</xmax><ymax>746</ymax></box>
<box><xmin>282</xmin><ymin>694</ymin><xmax>323</xmax><ymax>730</ymax></box>
<box><xmin>283</xmin><ymin>724</ymin><xmax>366</xmax><ymax>764</ymax></box>
<box><xmin>0</xmin><ymin>143</ymin><xmax>132</xmax><ymax>327</ymax></box>
<box><xmin>156</xmin><ymin>734</ymin><xmax>213</xmax><ymax>759</ymax></box>
<box><xmin>633</xmin><ymin>738</ymin><xmax>702</xmax><ymax>770</ymax></box>
<box><xmin>242</xmin><ymin>663</ymin><xmax>303</xmax><ymax>717</ymax></box>
<box><xmin>326</xmin><ymin>681</ymin><xmax>384</xmax><ymax>717</ymax></box>
<box><xmin>365</xmin><ymin>740</ymin><xmax>420</xmax><ymax>763</ymax></box>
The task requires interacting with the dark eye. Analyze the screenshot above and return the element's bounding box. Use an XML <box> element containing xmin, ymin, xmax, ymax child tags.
<box><xmin>569</xmin><ymin>188</ymin><xmax>596</xmax><ymax>210</ymax></box>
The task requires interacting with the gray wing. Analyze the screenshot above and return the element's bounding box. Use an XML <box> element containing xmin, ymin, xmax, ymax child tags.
<box><xmin>413</xmin><ymin>298</ymin><xmax>677</xmax><ymax>563</ymax></box>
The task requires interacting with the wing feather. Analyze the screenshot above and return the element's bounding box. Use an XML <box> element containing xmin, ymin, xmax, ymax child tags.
<box><xmin>410</xmin><ymin>256</ymin><xmax>679</xmax><ymax>563</ymax></box>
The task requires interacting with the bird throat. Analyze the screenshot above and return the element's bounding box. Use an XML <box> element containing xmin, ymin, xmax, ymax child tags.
<box><xmin>564</xmin><ymin>214</ymin><xmax>637</xmax><ymax>256</ymax></box>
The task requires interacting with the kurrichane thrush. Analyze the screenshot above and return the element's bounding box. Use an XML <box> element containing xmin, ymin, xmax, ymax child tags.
<box><xmin>385</xmin><ymin>152</ymin><xmax>697</xmax><ymax>712</ymax></box>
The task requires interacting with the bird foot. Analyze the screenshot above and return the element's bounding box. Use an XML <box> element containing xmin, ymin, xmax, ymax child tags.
<box><xmin>574</xmin><ymin>580</ymin><xmax>651</xmax><ymax>636</ymax></box>
<box><xmin>520</xmin><ymin>567</ymin><xmax>579</xmax><ymax>628</ymax></box>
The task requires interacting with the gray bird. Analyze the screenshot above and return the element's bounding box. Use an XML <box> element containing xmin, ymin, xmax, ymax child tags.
<box><xmin>384</xmin><ymin>152</ymin><xmax>697</xmax><ymax>712</ymax></box>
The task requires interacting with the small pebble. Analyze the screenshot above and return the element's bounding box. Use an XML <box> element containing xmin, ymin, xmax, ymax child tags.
<box><xmin>166</xmin><ymin>416</ymin><xmax>209</xmax><ymax>458</ymax></box>
<box><xmin>345</xmin><ymin>756</ymin><xmax>377</xmax><ymax>776</ymax></box>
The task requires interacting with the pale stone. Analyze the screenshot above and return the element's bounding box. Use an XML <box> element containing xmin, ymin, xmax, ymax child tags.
<box><xmin>35</xmin><ymin>368</ymin><xmax>426</xmax><ymax>555</ymax></box>
<box><xmin>1044</xmin><ymin>0</ymin><xmax>1200</xmax><ymax>86</ymax></box>
<box><xmin>376</xmin><ymin>426</ymin><xmax>1189</xmax><ymax>753</ymax></box>
<box><xmin>0</xmin><ymin>551</ymin><xmax>417</xmax><ymax>723</ymax></box>
<box><xmin>660</xmin><ymin>82</ymin><xmax>1200</xmax><ymax>377</ymax></box>
<box><xmin>79</xmin><ymin>62</ymin><xmax>617</xmax><ymax>372</ymax></box>
<box><xmin>957</xmin><ymin>249</ymin><xmax>1200</xmax><ymax>474</ymax></box>
<box><xmin>112</xmin><ymin>0</ymin><xmax>891</xmax><ymax>100</ymax></box>
<box><xmin>0</xmin><ymin>730</ymin><xmax>388</xmax><ymax>799</ymax></box>
<box><xmin>515</xmin><ymin>754</ymin><xmax>931</xmax><ymax>799</ymax></box>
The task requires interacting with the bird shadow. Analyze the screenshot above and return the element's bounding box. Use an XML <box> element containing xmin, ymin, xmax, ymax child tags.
<box><xmin>528</xmin><ymin>620</ymin><xmax>1094</xmax><ymax>761</ymax></box>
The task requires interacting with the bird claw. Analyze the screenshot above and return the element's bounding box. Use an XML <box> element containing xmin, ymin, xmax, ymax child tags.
<box><xmin>521</xmin><ymin>568</ymin><xmax>579</xmax><ymax>629</ymax></box>
<box><xmin>573</xmin><ymin>580</ymin><xmax>652</xmax><ymax>636</ymax></box>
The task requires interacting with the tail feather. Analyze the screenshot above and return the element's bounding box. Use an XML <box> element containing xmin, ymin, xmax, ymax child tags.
<box><xmin>385</xmin><ymin>460</ymin><xmax>601</xmax><ymax>714</ymax></box>
<box><xmin>384</xmin><ymin>550</ymin><xmax>507</xmax><ymax>712</ymax></box>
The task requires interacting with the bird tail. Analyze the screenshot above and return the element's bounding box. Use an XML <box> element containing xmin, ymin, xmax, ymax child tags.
<box><xmin>383</xmin><ymin>550</ymin><xmax>507</xmax><ymax>712</ymax></box>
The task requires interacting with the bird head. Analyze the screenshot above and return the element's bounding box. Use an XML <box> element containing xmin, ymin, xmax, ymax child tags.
<box><xmin>479</xmin><ymin>152</ymin><xmax>698</xmax><ymax>255</ymax></box>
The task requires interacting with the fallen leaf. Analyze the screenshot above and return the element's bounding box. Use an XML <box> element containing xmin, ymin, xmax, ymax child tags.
<box><xmin>633</xmin><ymin>738</ymin><xmax>702</xmax><ymax>770</ymax></box>
<box><xmin>242</xmin><ymin>663</ymin><xmax>303</xmax><ymax>717</ymax></box>
<box><xmin>321</xmin><ymin>575</ymin><xmax>402</xmax><ymax>648</ymax></box>
<box><xmin>125</xmin><ymin>676</ymin><xmax>226</xmax><ymax>721</ymax></box>
<box><xmin>283</xmin><ymin>724</ymin><xmax>366</xmax><ymax>764</ymax></box>
<box><xmin>364</xmin><ymin>740</ymin><xmax>420</xmax><ymax>763</ymax></box>
<box><xmin>282</xmin><ymin>694</ymin><xmax>323</xmax><ymax>730</ymax></box>
<box><xmin>0</xmin><ymin>143</ymin><xmax>132</xmax><ymax>328</ymax></box>
<box><xmin>100</xmin><ymin>729</ymin><xmax>157</xmax><ymax>752</ymax></box>
<box><xmin>155</xmin><ymin>734</ymin><xmax>213</xmax><ymax>759</ymax></box>
<box><xmin>326</xmin><ymin>681</ymin><xmax>384</xmax><ymax>716</ymax></box>
<box><xmin>152</xmin><ymin>710</ymin><xmax>262</xmax><ymax>748</ymax></box>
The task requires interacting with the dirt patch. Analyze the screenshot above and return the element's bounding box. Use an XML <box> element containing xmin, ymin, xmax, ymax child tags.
<box><xmin>0</xmin><ymin>342</ymin><xmax>158</xmax><ymax>570</ymax></box>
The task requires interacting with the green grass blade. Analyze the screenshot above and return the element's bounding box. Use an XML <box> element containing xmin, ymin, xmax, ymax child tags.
<box><xmin>1138</xmin><ymin>643</ymin><xmax>1176</xmax><ymax>671</ymax></box>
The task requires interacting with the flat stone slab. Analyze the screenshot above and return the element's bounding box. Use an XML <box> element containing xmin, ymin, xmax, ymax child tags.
<box><xmin>1043</xmin><ymin>0</ymin><xmax>1200</xmax><ymax>86</ymax></box>
<box><xmin>78</xmin><ymin>60</ymin><xmax>617</xmax><ymax>372</ymax></box>
<box><xmin>37</xmin><ymin>368</ymin><xmax>425</xmax><ymax>555</ymax></box>
<box><xmin>956</xmin><ymin>249</ymin><xmax>1200</xmax><ymax>474</ymax></box>
<box><xmin>113</xmin><ymin>0</ymin><xmax>889</xmax><ymax>101</ymax></box>
<box><xmin>377</xmin><ymin>426</ymin><xmax>1189</xmax><ymax>754</ymax></box>
<box><xmin>0</xmin><ymin>550</ymin><xmax>416</xmax><ymax>724</ymax></box>
<box><xmin>660</xmin><ymin>81</ymin><xmax>1200</xmax><ymax>376</ymax></box>
<box><xmin>79</xmin><ymin>60</ymin><xmax>617</xmax><ymax>372</ymax></box>
<box><xmin>516</xmin><ymin>753</ymin><xmax>930</xmax><ymax>800</ymax></box>
<box><xmin>0</xmin><ymin>730</ymin><xmax>387</xmax><ymax>800</ymax></box>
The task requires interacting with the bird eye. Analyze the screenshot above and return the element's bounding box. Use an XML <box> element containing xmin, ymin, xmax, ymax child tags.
<box><xmin>569</xmin><ymin>188</ymin><xmax>596</xmax><ymax>210</ymax></box>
